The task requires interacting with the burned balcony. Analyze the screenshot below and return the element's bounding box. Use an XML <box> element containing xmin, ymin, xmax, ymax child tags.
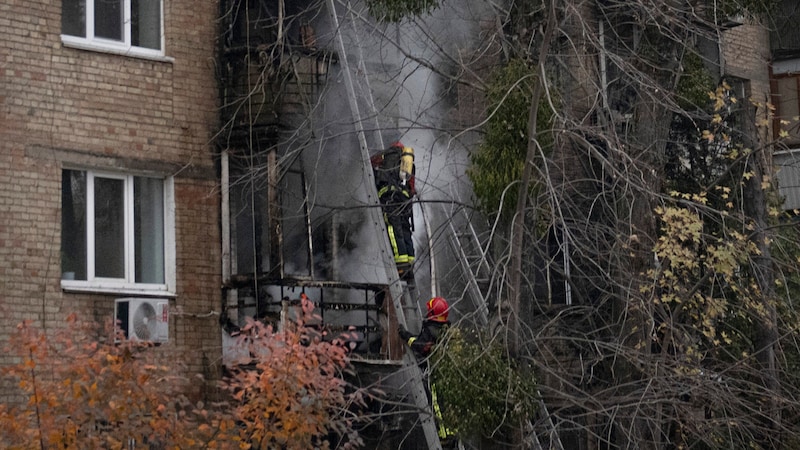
<box><xmin>218</xmin><ymin>0</ymin><xmax>336</xmax><ymax>142</ymax></box>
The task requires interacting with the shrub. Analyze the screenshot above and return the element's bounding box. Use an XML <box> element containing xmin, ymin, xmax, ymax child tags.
<box><xmin>0</xmin><ymin>313</ymin><xmax>232</xmax><ymax>449</ymax></box>
<box><xmin>431</xmin><ymin>327</ymin><xmax>538</xmax><ymax>439</ymax></box>
<box><xmin>0</xmin><ymin>298</ymin><xmax>366</xmax><ymax>449</ymax></box>
<box><xmin>224</xmin><ymin>296</ymin><xmax>365</xmax><ymax>449</ymax></box>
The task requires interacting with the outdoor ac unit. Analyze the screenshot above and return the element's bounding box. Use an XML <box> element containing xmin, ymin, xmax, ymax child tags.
<box><xmin>115</xmin><ymin>298</ymin><xmax>169</xmax><ymax>343</ymax></box>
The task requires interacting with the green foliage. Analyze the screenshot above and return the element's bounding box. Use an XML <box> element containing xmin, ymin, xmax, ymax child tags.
<box><xmin>0</xmin><ymin>299</ymin><xmax>365</xmax><ymax>449</ymax></box>
<box><xmin>431</xmin><ymin>327</ymin><xmax>538</xmax><ymax>439</ymax></box>
<box><xmin>676</xmin><ymin>51</ymin><xmax>716</xmax><ymax>111</ymax></box>
<box><xmin>364</xmin><ymin>0</ymin><xmax>440</xmax><ymax>22</ymax></box>
<box><xmin>467</xmin><ymin>58</ymin><xmax>554</xmax><ymax>220</ymax></box>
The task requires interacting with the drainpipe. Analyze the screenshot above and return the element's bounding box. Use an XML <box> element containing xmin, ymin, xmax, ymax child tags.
<box><xmin>221</xmin><ymin>149</ymin><xmax>234</xmax><ymax>322</ymax></box>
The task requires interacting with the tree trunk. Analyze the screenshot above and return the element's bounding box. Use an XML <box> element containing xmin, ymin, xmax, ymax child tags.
<box><xmin>741</xmin><ymin>96</ymin><xmax>781</xmax><ymax>446</ymax></box>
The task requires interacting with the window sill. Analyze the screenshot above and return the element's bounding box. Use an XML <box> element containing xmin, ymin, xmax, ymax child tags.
<box><xmin>61</xmin><ymin>35</ymin><xmax>175</xmax><ymax>63</ymax></box>
<box><xmin>61</xmin><ymin>281</ymin><xmax>176</xmax><ymax>298</ymax></box>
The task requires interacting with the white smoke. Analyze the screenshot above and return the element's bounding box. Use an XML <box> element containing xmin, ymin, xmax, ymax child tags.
<box><xmin>296</xmin><ymin>0</ymin><xmax>493</xmax><ymax>303</ymax></box>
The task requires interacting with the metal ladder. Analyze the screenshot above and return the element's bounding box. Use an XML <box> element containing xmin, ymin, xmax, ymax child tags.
<box><xmin>325</xmin><ymin>1</ymin><xmax>442</xmax><ymax>447</ymax></box>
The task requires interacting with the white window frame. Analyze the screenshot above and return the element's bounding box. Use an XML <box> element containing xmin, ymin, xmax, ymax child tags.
<box><xmin>61</xmin><ymin>169</ymin><xmax>176</xmax><ymax>296</ymax></box>
<box><xmin>61</xmin><ymin>0</ymin><xmax>168</xmax><ymax>60</ymax></box>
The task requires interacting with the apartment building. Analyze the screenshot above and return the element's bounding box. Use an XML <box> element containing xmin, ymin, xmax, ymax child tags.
<box><xmin>0</xmin><ymin>0</ymin><xmax>222</xmax><ymax>402</ymax></box>
<box><xmin>2</xmin><ymin>2</ymin><xmax>798</xmax><ymax>448</ymax></box>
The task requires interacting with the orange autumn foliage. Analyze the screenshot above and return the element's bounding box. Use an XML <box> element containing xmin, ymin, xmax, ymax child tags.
<box><xmin>0</xmin><ymin>298</ymin><xmax>365</xmax><ymax>449</ymax></box>
<box><xmin>224</xmin><ymin>296</ymin><xmax>365</xmax><ymax>449</ymax></box>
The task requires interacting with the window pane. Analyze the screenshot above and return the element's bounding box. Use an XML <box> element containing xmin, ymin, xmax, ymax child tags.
<box><xmin>776</xmin><ymin>151</ymin><xmax>800</xmax><ymax>211</ymax></box>
<box><xmin>62</xmin><ymin>0</ymin><xmax>86</xmax><ymax>37</ymax></box>
<box><xmin>281</xmin><ymin>171</ymin><xmax>311</xmax><ymax>276</ymax></box>
<box><xmin>61</xmin><ymin>170</ymin><xmax>87</xmax><ymax>280</ymax></box>
<box><xmin>777</xmin><ymin>77</ymin><xmax>800</xmax><ymax>118</ymax></box>
<box><xmin>94</xmin><ymin>177</ymin><xmax>125</xmax><ymax>278</ymax></box>
<box><xmin>95</xmin><ymin>0</ymin><xmax>123</xmax><ymax>41</ymax></box>
<box><xmin>231</xmin><ymin>163</ymin><xmax>273</xmax><ymax>275</ymax></box>
<box><xmin>132</xmin><ymin>0</ymin><xmax>161</xmax><ymax>50</ymax></box>
<box><xmin>777</xmin><ymin>77</ymin><xmax>800</xmax><ymax>140</ymax></box>
<box><xmin>232</xmin><ymin>174</ymin><xmax>257</xmax><ymax>275</ymax></box>
<box><xmin>134</xmin><ymin>177</ymin><xmax>165</xmax><ymax>283</ymax></box>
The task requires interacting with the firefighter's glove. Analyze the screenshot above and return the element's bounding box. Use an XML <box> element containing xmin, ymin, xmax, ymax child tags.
<box><xmin>398</xmin><ymin>326</ymin><xmax>413</xmax><ymax>341</ymax></box>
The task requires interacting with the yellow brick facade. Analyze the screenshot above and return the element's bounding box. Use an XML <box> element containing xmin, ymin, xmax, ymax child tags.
<box><xmin>0</xmin><ymin>0</ymin><xmax>222</xmax><ymax>403</ymax></box>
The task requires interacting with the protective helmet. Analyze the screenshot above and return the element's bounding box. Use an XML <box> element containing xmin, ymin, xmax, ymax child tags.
<box><xmin>426</xmin><ymin>297</ymin><xmax>449</xmax><ymax>323</ymax></box>
<box><xmin>390</xmin><ymin>141</ymin><xmax>404</xmax><ymax>150</ymax></box>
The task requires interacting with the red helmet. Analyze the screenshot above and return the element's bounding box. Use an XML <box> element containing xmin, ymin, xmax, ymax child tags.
<box><xmin>390</xmin><ymin>141</ymin><xmax>404</xmax><ymax>149</ymax></box>
<box><xmin>426</xmin><ymin>297</ymin><xmax>449</xmax><ymax>322</ymax></box>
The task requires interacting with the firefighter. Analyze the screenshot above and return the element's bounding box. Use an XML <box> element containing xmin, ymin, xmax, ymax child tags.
<box><xmin>398</xmin><ymin>296</ymin><xmax>456</xmax><ymax>445</ymax></box>
<box><xmin>398</xmin><ymin>296</ymin><xmax>449</xmax><ymax>357</ymax></box>
<box><xmin>374</xmin><ymin>142</ymin><xmax>415</xmax><ymax>265</ymax></box>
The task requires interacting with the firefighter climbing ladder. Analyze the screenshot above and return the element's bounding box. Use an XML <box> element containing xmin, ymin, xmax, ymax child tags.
<box><xmin>325</xmin><ymin>1</ymin><xmax>442</xmax><ymax>449</ymax></box>
<box><xmin>326</xmin><ymin>1</ymin><xmax>563</xmax><ymax>447</ymax></box>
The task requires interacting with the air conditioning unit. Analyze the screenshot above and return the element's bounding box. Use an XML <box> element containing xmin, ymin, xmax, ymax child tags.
<box><xmin>115</xmin><ymin>298</ymin><xmax>169</xmax><ymax>343</ymax></box>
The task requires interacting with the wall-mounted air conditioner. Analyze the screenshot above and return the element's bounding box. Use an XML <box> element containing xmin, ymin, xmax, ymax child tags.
<box><xmin>115</xmin><ymin>298</ymin><xmax>169</xmax><ymax>343</ymax></box>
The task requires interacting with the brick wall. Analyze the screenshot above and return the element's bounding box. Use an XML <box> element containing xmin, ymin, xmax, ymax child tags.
<box><xmin>722</xmin><ymin>22</ymin><xmax>772</xmax><ymax>143</ymax></box>
<box><xmin>0</xmin><ymin>0</ymin><xmax>222</xmax><ymax>403</ymax></box>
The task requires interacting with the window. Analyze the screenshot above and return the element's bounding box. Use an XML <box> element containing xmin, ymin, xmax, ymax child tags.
<box><xmin>61</xmin><ymin>169</ymin><xmax>175</xmax><ymax>293</ymax></box>
<box><xmin>775</xmin><ymin>149</ymin><xmax>800</xmax><ymax>212</ymax></box>
<box><xmin>541</xmin><ymin>225</ymin><xmax>572</xmax><ymax>306</ymax></box>
<box><xmin>61</xmin><ymin>0</ymin><xmax>163</xmax><ymax>57</ymax></box>
<box><xmin>772</xmin><ymin>72</ymin><xmax>800</xmax><ymax>145</ymax></box>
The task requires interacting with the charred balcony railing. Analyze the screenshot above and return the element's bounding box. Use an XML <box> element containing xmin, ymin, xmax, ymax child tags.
<box><xmin>219</xmin><ymin>46</ymin><xmax>335</xmax><ymax>134</ymax></box>
<box><xmin>222</xmin><ymin>277</ymin><xmax>404</xmax><ymax>361</ymax></box>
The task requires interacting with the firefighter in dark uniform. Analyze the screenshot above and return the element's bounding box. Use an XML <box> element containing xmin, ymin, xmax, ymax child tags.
<box><xmin>399</xmin><ymin>297</ymin><xmax>456</xmax><ymax>445</ymax></box>
<box><xmin>399</xmin><ymin>296</ymin><xmax>449</xmax><ymax>357</ymax></box>
<box><xmin>372</xmin><ymin>142</ymin><xmax>415</xmax><ymax>265</ymax></box>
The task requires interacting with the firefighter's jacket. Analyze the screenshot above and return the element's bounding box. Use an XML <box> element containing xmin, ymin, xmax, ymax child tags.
<box><xmin>377</xmin><ymin>176</ymin><xmax>412</xmax><ymax>218</ymax></box>
<box><xmin>399</xmin><ymin>319</ymin><xmax>450</xmax><ymax>358</ymax></box>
